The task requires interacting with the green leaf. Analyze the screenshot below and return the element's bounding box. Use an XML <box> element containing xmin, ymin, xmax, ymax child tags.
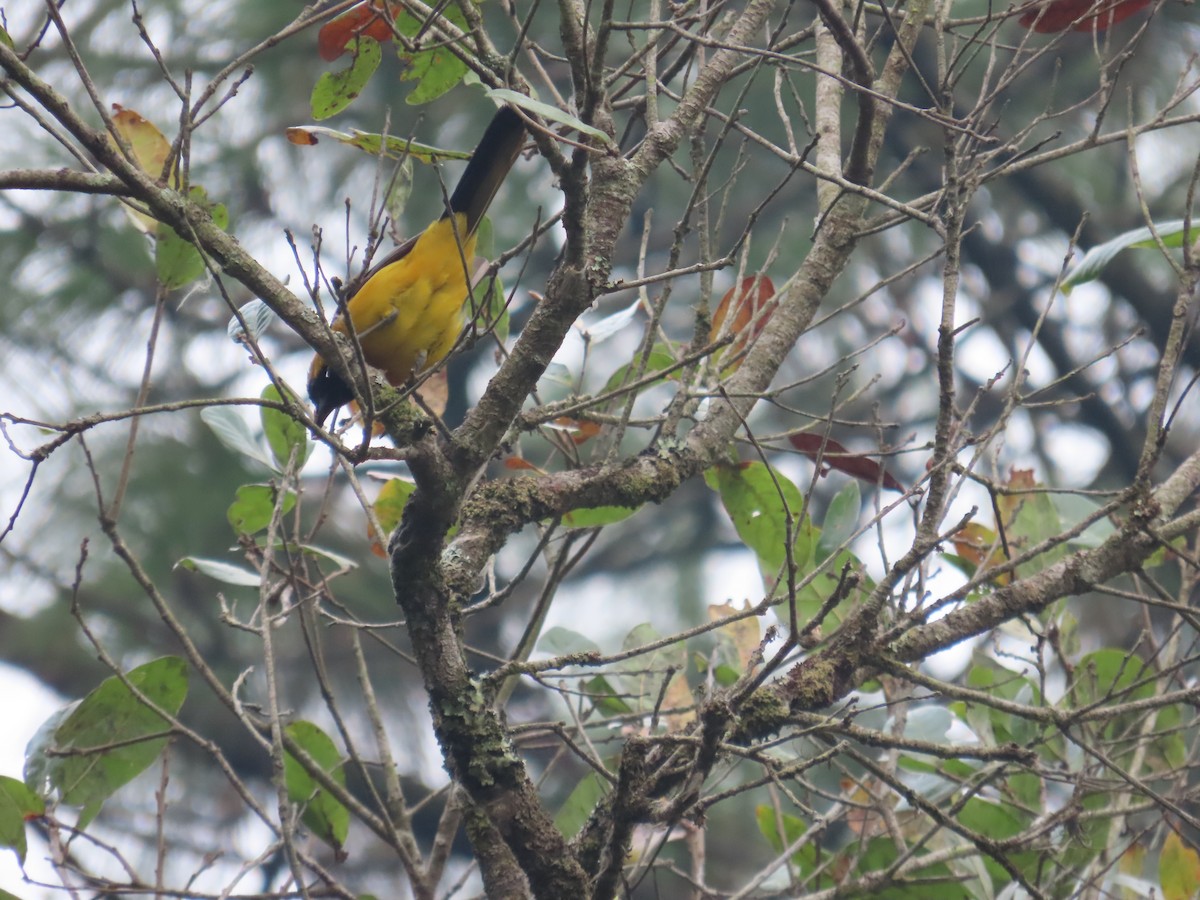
<box><xmin>562</xmin><ymin>505</ymin><xmax>640</xmax><ymax>529</ymax></box>
<box><xmin>470</xmin><ymin>256</ymin><xmax>511</xmax><ymax>346</ymax></box>
<box><xmin>226</xmin><ymin>484</ymin><xmax>297</xmax><ymax>535</ymax></box>
<box><xmin>284</xmin><ymin>722</ymin><xmax>349</xmax><ymax>853</ymax></box>
<box><xmin>705</xmin><ymin>461</ymin><xmax>814</xmax><ymax>578</ymax></box>
<box><xmin>384</xmin><ymin>154</ymin><xmax>414</xmax><ymax>229</ymax></box>
<box><xmin>227</xmin><ymin>299</ymin><xmax>276</xmax><ymax>344</ymax></box>
<box><xmin>956</xmin><ymin>798</ymin><xmax>1035</xmax><ymax>888</ymax></box>
<box><xmin>1062</xmin><ymin>219</ymin><xmax>1194</xmax><ymax>293</ymax></box>
<box><xmin>486</xmin><ymin>88</ymin><xmax>616</xmax><ymax>149</ymax></box>
<box><xmin>817</xmin><ymin>479</ymin><xmax>860</xmax><ymax>561</ymax></box>
<box><xmin>713</xmin><ymin>664</ymin><xmax>740</xmax><ymax>687</ymax></box>
<box><xmin>473</xmin><ymin>216</ymin><xmax>496</xmax><ymax>258</ymax></box>
<box><xmin>1049</xmin><ymin>494</ymin><xmax>1115</xmax><ymax>549</ymax></box>
<box><xmin>155</xmin><ymin>185</ymin><xmax>228</xmax><ymax>290</ymax></box>
<box><xmin>1005</xmin><ymin>485</ymin><xmax>1065</xmax><ymax>579</ymax></box>
<box><xmin>285</xmin><ymin>126</ymin><xmax>468</xmax><ymax>162</ymax></box>
<box><xmin>754</xmin><ymin>805</ymin><xmax>817</xmax><ymax>873</ymax></box>
<box><xmin>855</xmin><ymin>837</ymin><xmax>965</xmax><ymax>898</ymax></box>
<box><xmin>582</xmin><ymin>676</ymin><xmax>632</xmax><ymax>716</ymax></box>
<box><xmin>0</xmin><ymin>777</ymin><xmax>43</xmax><ymax>864</ymax></box>
<box><xmin>537</xmin><ymin>627</ymin><xmax>600</xmax><ymax>657</ymax></box>
<box><xmin>176</xmin><ymin>556</ymin><xmax>261</xmax><ymax>587</ymax></box>
<box><xmin>260</xmin><ymin>385</ymin><xmax>311</xmax><ymax>471</ymax></box>
<box><xmin>554</xmin><ymin>770</ymin><xmax>609</xmax><ymax>838</ymax></box>
<box><xmin>295</xmin><ymin>544</ymin><xmax>359</xmax><ymax>571</ymax></box>
<box><xmin>0</xmin><ymin>27</ymin><xmax>15</xmax><ymax>51</ymax></box>
<box><xmin>601</xmin><ymin>343</ymin><xmax>678</xmax><ymax>396</ymax></box>
<box><xmin>1070</xmin><ymin>649</ymin><xmax>1168</xmax><ymax>766</ymax></box>
<box><xmin>25</xmin><ymin>658</ymin><xmax>187</xmax><ymax>827</ymax></box>
<box><xmin>201</xmin><ymin>405</ymin><xmax>276</xmax><ymax>470</ymax></box>
<box><xmin>0</xmin><ymin>778</ymin><xmax>43</xmax><ymax>820</ymax></box>
<box><xmin>1072</xmin><ymin>649</ymin><xmax>1152</xmax><ymax>706</ymax></box>
<box><xmin>964</xmin><ymin>664</ymin><xmax>1042</xmax><ymax>746</ymax></box>
<box><xmin>395</xmin><ymin>7</ymin><xmax>469</xmax><ymax>105</ymax></box>
<box><xmin>22</xmin><ymin>708</ymin><xmax>69</xmax><ymax>798</ymax></box>
<box><xmin>1008</xmin><ymin>771</ymin><xmax>1041</xmax><ymax>808</ymax></box>
<box><xmin>311</xmin><ymin>36</ymin><xmax>383</xmax><ymax>120</ymax></box>
<box><xmin>373</xmin><ymin>478</ymin><xmax>417</xmax><ymax>535</ymax></box>
<box><xmin>787</xmin><ymin>546</ymin><xmax>862</xmax><ymax>633</ymax></box>
<box><xmin>615</xmin><ymin>624</ymin><xmax>687</xmax><ymax>715</ymax></box>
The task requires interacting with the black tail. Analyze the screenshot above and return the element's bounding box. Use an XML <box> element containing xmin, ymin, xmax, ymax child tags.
<box><xmin>445</xmin><ymin>105</ymin><xmax>526</xmax><ymax>235</ymax></box>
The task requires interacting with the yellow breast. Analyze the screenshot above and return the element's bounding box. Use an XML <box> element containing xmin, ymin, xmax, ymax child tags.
<box><xmin>337</xmin><ymin>213</ymin><xmax>477</xmax><ymax>385</ymax></box>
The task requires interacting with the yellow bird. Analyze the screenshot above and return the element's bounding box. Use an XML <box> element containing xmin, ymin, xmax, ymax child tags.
<box><xmin>307</xmin><ymin>105</ymin><xmax>527</xmax><ymax>426</ymax></box>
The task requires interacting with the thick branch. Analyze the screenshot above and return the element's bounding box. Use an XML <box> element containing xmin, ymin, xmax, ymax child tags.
<box><xmin>0</xmin><ymin>167</ymin><xmax>130</xmax><ymax>194</ymax></box>
<box><xmin>390</xmin><ymin>441</ymin><xmax>587</xmax><ymax>897</ymax></box>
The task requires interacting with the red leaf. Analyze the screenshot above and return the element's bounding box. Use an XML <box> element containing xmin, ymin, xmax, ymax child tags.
<box><xmin>1018</xmin><ymin>0</ymin><xmax>1152</xmax><ymax>32</ymax></box>
<box><xmin>789</xmin><ymin>433</ymin><xmax>905</xmax><ymax>493</ymax></box>
<box><xmin>318</xmin><ymin>2</ymin><xmax>395</xmax><ymax>61</ymax></box>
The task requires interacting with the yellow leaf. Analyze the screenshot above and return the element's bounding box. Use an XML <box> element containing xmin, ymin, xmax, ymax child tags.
<box><xmin>708</xmin><ymin>601</ymin><xmax>761</xmax><ymax>674</ymax></box>
<box><xmin>1161</xmin><ymin>831</ymin><xmax>1200</xmax><ymax>900</ymax></box>
<box><xmin>110</xmin><ymin>104</ymin><xmax>174</xmax><ymax>233</ymax></box>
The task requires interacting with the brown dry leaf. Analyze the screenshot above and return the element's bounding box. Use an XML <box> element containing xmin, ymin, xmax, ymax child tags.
<box><xmin>662</xmin><ymin>671</ymin><xmax>695</xmax><ymax>732</ymax></box>
<box><xmin>414</xmin><ymin>369</ymin><xmax>448</xmax><ymax>418</ymax></box>
<box><xmin>842</xmin><ymin>782</ymin><xmax>886</xmax><ymax>839</ymax></box>
<box><xmin>285</xmin><ymin>128</ymin><xmax>320</xmax><ymax>146</ymax></box>
<box><xmin>709</xmin><ymin>275</ymin><xmax>776</xmax><ymax>371</ymax></box>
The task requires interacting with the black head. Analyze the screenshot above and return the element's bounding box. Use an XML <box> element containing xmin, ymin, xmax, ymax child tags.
<box><xmin>307</xmin><ymin>362</ymin><xmax>354</xmax><ymax>428</ymax></box>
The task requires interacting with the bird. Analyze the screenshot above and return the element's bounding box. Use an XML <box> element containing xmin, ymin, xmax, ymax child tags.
<box><xmin>307</xmin><ymin>104</ymin><xmax>527</xmax><ymax>427</ymax></box>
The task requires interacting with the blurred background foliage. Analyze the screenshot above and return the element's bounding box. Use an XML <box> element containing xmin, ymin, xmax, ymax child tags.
<box><xmin>1</xmin><ymin>0</ymin><xmax>1198</xmax><ymax>895</ymax></box>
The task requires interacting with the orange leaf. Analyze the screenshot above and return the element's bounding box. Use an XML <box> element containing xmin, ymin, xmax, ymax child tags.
<box><xmin>318</xmin><ymin>2</ymin><xmax>395</xmax><ymax>61</ymax></box>
<box><xmin>550</xmin><ymin>416</ymin><xmax>602</xmax><ymax>445</ymax></box>
<box><xmin>285</xmin><ymin>128</ymin><xmax>320</xmax><ymax>146</ymax></box>
<box><xmin>788</xmin><ymin>433</ymin><xmax>905</xmax><ymax>492</ymax></box>
<box><xmin>995</xmin><ymin>467</ymin><xmax>1036</xmax><ymax>530</ymax></box>
<box><xmin>1018</xmin><ymin>0</ymin><xmax>1151</xmax><ymax>32</ymax></box>
<box><xmin>950</xmin><ymin>522</ymin><xmax>1012</xmax><ymax>585</ymax></box>
<box><xmin>504</xmin><ymin>457</ymin><xmax>540</xmax><ymax>471</ymax></box>
<box><xmin>709</xmin><ymin>275</ymin><xmax>776</xmax><ymax>371</ymax></box>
